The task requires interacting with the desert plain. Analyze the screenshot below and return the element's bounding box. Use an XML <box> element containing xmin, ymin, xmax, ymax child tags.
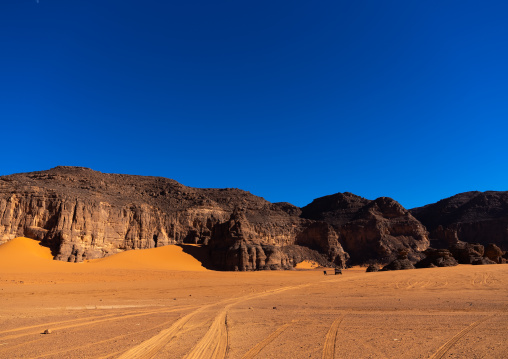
<box><xmin>0</xmin><ymin>238</ymin><xmax>507</xmax><ymax>359</ymax></box>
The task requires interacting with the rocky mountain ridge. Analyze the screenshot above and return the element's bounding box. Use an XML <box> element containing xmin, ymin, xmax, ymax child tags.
<box><xmin>1</xmin><ymin>167</ymin><xmax>507</xmax><ymax>270</ymax></box>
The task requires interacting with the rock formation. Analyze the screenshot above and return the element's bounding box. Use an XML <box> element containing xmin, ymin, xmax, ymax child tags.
<box><xmin>0</xmin><ymin>166</ymin><xmax>347</xmax><ymax>269</ymax></box>
<box><xmin>301</xmin><ymin>193</ymin><xmax>430</xmax><ymax>264</ymax></box>
<box><xmin>365</xmin><ymin>264</ymin><xmax>380</xmax><ymax>272</ymax></box>
<box><xmin>414</xmin><ymin>248</ymin><xmax>458</xmax><ymax>268</ymax></box>
<box><xmin>410</xmin><ymin>191</ymin><xmax>508</xmax><ymax>251</ymax></box>
<box><xmin>484</xmin><ymin>243</ymin><xmax>506</xmax><ymax>264</ymax></box>
<box><xmin>4</xmin><ymin>167</ymin><xmax>505</xmax><ymax>270</ymax></box>
<box><xmin>380</xmin><ymin>250</ymin><xmax>415</xmax><ymax>271</ymax></box>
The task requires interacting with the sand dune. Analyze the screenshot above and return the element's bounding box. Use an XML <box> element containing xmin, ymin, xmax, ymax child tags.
<box><xmin>0</xmin><ymin>237</ymin><xmax>206</xmax><ymax>273</ymax></box>
<box><xmin>294</xmin><ymin>260</ymin><xmax>320</xmax><ymax>269</ymax></box>
<box><xmin>89</xmin><ymin>244</ymin><xmax>207</xmax><ymax>271</ymax></box>
<box><xmin>0</xmin><ymin>237</ymin><xmax>70</xmax><ymax>273</ymax></box>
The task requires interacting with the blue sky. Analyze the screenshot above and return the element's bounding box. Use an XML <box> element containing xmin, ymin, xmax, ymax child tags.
<box><xmin>1</xmin><ymin>0</ymin><xmax>507</xmax><ymax>209</ymax></box>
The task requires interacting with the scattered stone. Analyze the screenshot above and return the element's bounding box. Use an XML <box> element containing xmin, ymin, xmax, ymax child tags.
<box><xmin>42</xmin><ymin>329</ymin><xmax>52</xmax><ymax>335</ymax></box>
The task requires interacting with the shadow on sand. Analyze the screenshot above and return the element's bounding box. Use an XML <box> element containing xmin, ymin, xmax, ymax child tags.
<box><xmin>177</xmin><ymin>244</ymin><xmax>216</xmax><ymax>270</ymax></box>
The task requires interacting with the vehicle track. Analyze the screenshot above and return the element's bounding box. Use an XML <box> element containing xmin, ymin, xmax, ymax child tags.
<box><xmin>185</xmin><ymin>309</ymin><xmax>228</xmax><ymax>359</ymax></box>
<box><xmin>118</xmin><ymin>277</ymin><xmax>345</xmax><ymax>359</ymax></box>
<box><xmin>321</xmin><ymin>313</ymin><xmax>346</xmax><ymax>359</ymax></box>
<box><xmin>428</xmin><ymin>315</ymin><xmax>493</xmax><ymax>359</ymax></box>
<box><xmin>26</xmin><ymin>316</ymin><xmax>180</xmax><ymax>359</ymax></box>
<box><xmin>241</xmin><ymin>321</ymin><xmax>294</xmax><ymax>359</ymax></box>
<box><xmin>0</xmin><ymin>305</ymin><xmax>194</xmax><ymax>342</ymax></box>
<box><xmin>116</xmin><ymin>304</ymin><xmax>213</xmax><ymax>359</ymax></box>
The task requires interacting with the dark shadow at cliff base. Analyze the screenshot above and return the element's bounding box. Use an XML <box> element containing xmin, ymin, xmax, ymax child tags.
<box><xmin>178</xmin><ymin>244</ymin><xmax>216</xmax><ymax>270</ymax></box>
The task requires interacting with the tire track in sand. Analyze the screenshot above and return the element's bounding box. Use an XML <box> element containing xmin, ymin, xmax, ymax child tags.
<box><xmin>322</xmin><ymin>313</ymin><xmax>346</xmax><ymax>359</ymax></box>
<box><xmin>241</xmin><ymin>321</ymin><xmax>294</xmax><ymax>359</ymax></box>
<box><xmin>429</xmin><ymin>315</ymin><xmax>493</xmax><ymax>359</ymax></box>
<box><xmin>0</xmin><ymin>306</ymin><xmax>194</xmax><ymax>342</ymax></box>
<box><xmin>184</xmin><ymin>284</ymin><xmax>318</xmax><ymax>359</ymax></box>
<box><xmin>118</xmin><ymin>280</ymin><xmax>337</xmax><ymax>359</ymax></box>
<box><xmin>26</xmin><ymin>316</ymin><xmax>181</xmax><ymax>359</ymax></box>
<box><xmin>185</xmin><ymin>309</ymin><xmax>229</xmax><ymax>359</ymax></box>
<box><xmin>117</xmin><ymin>305</ymin><xmax>212</xmax><ymax>359</ymax></box>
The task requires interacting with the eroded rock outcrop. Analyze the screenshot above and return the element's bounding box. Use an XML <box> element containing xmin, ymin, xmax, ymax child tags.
<box><xmin>381</xmin><ymin>250</ymin><xmax>415</xmax><ymax>271</ymax></box>
<box><xmin>484</xmin><ymin>243</ymin><xmax>506</xmax><ymax>264</ymax></box>
<box><xmin>365</xmin><ymin>264</ymin><xmax>380</xmax><ymax>272</ymax></box>
<box><xmin>449</xmin><ymin>241</ymin><xmax>485</xmax><ymax>264</ymax></box>
<box><xmin>208</xmin><ymin>208</ymin><xmax>348</xmax><ymax>270</ymax></box>
<box><xmin>415</xmin><ymin>248</ymin><xmax>458</xmax><ymax>268</ymax></box>
<box><xmin>0</xmin><ymin>167</ymin><xmax>348</xmax><ymax>269</ymax></box>
<box><xmin>410</xmin><ymin>191</ymin><xmax>508</xmax><ymax>251</ymax></box>
<box><xmin>301</xmin><ymin>193</ymin><xmax>429</xmax><ymax>264</ymax></box>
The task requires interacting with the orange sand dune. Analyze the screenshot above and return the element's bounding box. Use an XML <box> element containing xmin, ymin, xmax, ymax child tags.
<box><xmin>0</xmin><ymin>237</ymin><xmax>206</xmax><ymax>273</ymax></box>
<box><xmin>294</xmin><ymin>260</ymin><xmax>320</xmax><ymax>269</ymax></box>
<box><xmin>0</xmin><ymin>237</ymin><xmax>70</xmax><ymax>273</ymax></box>
<box><xmin>89</xmin><ymin>244</ymin><xmax>207</xmax><ymax>271</ymax></box>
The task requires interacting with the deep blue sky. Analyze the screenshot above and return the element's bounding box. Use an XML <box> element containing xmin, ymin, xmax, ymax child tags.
<box><xmin>1</xmin><ymin>1</ymin><xmax>507</xmax><ymax>209</ymax></box>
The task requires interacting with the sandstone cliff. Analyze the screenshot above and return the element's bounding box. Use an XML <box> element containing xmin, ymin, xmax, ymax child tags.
<box><xmin>0</xmin><ymin>167</ymin><xmax>347</xmax><ymax>269</ymax></box>
<box><xmin>301</xmin><ymin>193</ymin><xmax>430</xmax><ymax>264</ymax></box>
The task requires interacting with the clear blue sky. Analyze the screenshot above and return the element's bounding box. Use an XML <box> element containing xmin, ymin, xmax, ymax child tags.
<box><xmin>1</xmin><ymin>1</ymin><xmax>507</xmax><ymax>209</ymax></box>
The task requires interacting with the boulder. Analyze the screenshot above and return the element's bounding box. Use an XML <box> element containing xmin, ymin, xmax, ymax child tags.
<box><xmin>484</xmin><ymin>243</ymin><xmax>505</xmax><ymax>264</ymax></box>
<box><xmin>381</xmin><ymin>250</ymin><xmax>415</xmax><ymax>271</ymax></box>
<box><xmin>415</xmin><ymin>248</ymin><xmax>458</xmax><ymax>268</ymax></box>
<box><xmin>449</xmin><ymin>241</ymin><xmax>484</xmax><ymax>264</ymax></box>
<box><xmin>365</xmin><ymin>264</ymin><xmax>380</xmax><ymax>272</ymax></box>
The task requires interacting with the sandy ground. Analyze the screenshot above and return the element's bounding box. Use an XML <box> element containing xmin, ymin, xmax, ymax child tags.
<box><xmin>0</xmin><ymin>238</ymin><xmax>507</xmax><ymax>359</ymax></box>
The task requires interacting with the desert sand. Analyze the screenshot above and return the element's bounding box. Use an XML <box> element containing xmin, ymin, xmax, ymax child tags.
<box><xmin>0</xmin><ymin>238</ymin><xmax>507</xmax><ymax>359</ymax></box>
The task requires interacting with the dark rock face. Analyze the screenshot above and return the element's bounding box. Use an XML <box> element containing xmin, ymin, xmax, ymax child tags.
<box><xmin>415</xmin><ymin>248</ymin><xmax>458</xmax><ymax>268</ymax></box>
<box><xmin>410</xmin><ymin>191</ymin><xmax>508</xmax><ymax>251</ymax></box>
<box><xmin>0</xmin><ymin>166</ymin><xmax>347</xmax><ymax>269</ymax></box>
<box><xmin>301</xmin><ymin>193</ymin><xmax>429</xmax><ymax>264</ymax></box>
<box><xmin>381</xmin><ymin>250</ymin><xmax>415</xmax><ymax>271</ymax></box>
